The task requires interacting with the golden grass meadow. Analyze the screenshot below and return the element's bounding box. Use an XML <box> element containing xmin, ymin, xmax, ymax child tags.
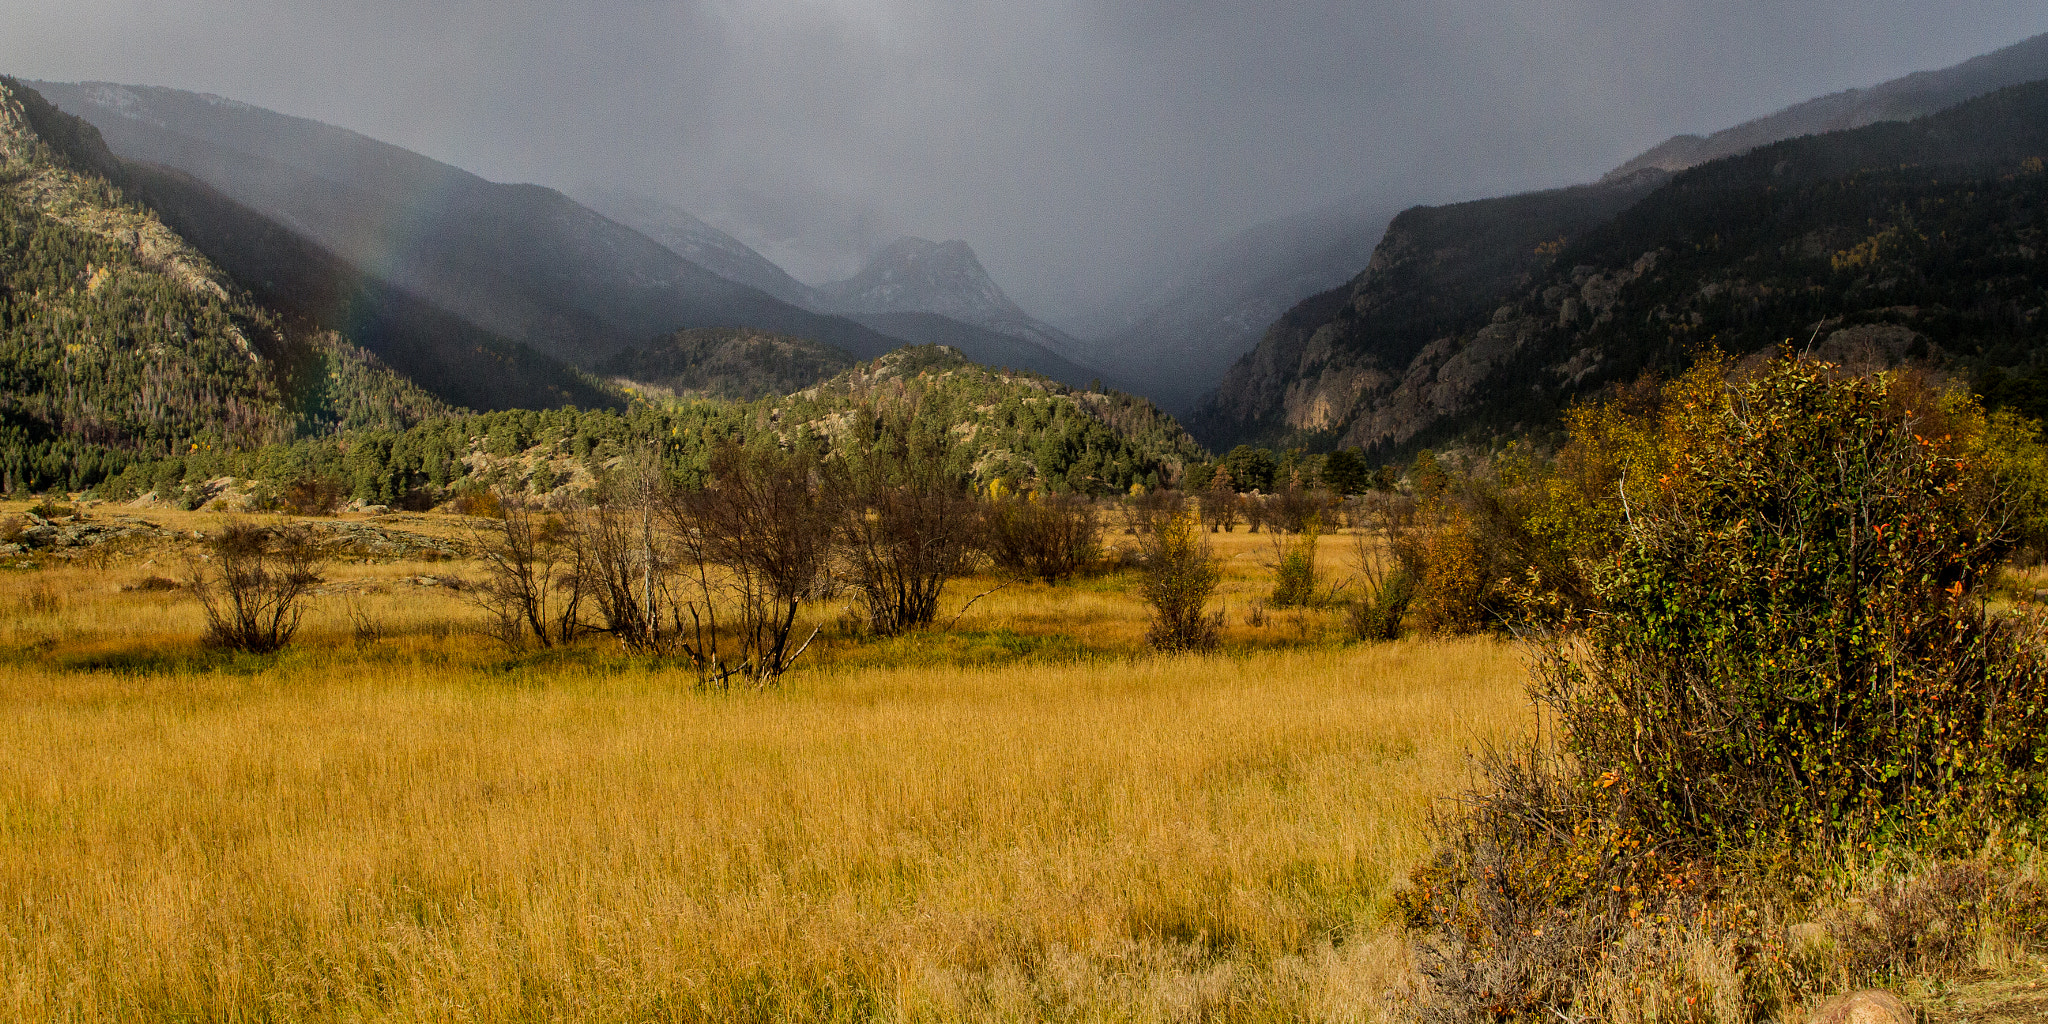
<box><xmin>0</xmin><ymin>502</ymin><xmax>1531</xmax><ymax>1022</ymax></box>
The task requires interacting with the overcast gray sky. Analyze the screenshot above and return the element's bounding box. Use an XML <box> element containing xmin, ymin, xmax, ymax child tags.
<box><xmin>7</xmin><ymin>1</ymin><xmax>2047</xmax><ymax>318</ymax></box>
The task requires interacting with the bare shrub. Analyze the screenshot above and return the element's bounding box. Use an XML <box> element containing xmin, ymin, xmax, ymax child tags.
<box><xmin>465</xmin><ymin>494</ymin><xmax>582</xmax><ymax>650</ymax></box>
<box><xmin>1243</xmin><ymin>494</ymin><xmax>1268</xmax><ymax>533</ymax></box>
<box><xmin>186</xmin><ymin>520</ymin><xmax>325</xmax><ymax>652</ymax></box>
<box><xmin>0</xmin><ymin>514</ymin><xmax>25</xmax><ymax>544</ymax></box>
<box><xmin>1140</xmin><ymin>511</ymin><xmax>1221</xmax><ymax>652</ymax></box>
<box><xmin>342</xmin><ymin>595</ymin><xmax>386</xmax><ymax>649</ymax></box>
<box><xmin>838</xmin><ymin>422</ymin><xmax>980</xmax><ymax>636</ymax></box>
<box><xmin>1348</xmin><ymin>497</ymin><xmax>1416</xmax><ymax>641</ymax></box>
<box><xmin>569</xmin><ymin>479</ymin><xmax>668</xmax><ymax>651</ymax></box>
<box><xmin>1264</xmin><ymin>481</ymin><xmax>1330</xmax><ymax>535</ymax></box>
<box><xmin>663</xmin><ymin>445</ymin><xmax>840</xmax><ymax>686</ymax></box>
<box><xmin>981</xmin><ymin>491</ymin><xmax>1101</xmax><ymax>583</ymax></box>
<box><xmin>274</xmin><ymin>477</ymin><xmax>346</xmax><ymax>516</ymax></box>
<box><xmin>1200</xmin><ymin>468</ymin><xmax>1243</xmax><ymax>532</ymax></box>
<box><xmin>1120</xmin><ymin>487</ymin><xmax>1186</xmax><ymax>536</ymax></box>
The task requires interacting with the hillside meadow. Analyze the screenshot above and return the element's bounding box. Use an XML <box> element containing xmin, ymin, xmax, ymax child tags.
<box><xmin>0</xmin><ymin>502</ymin><xmax>1531</xmax><ymax>1022</ymax></box>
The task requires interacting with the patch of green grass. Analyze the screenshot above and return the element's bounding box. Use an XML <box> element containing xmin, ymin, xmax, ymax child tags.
<box><xmin>827</xmin><ymin>627</ymin><xmax>1098</xmax><ymax>670</ymax></box>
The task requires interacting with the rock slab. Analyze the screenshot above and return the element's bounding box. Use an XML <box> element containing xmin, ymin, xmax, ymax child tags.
<box><xmin>1809</xmin><ymin>989</ymin><xmax>1913</xmax><ymax>1024</ymax></box>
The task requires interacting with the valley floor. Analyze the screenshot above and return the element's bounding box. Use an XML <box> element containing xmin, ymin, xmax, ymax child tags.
<box><xmin>0</xmin><ymin>502</ymin><xmax>1530</xmax><ymax>1022</ymax></box>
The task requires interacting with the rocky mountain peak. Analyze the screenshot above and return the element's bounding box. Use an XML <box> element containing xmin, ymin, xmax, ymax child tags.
<box><xmin>818</xmin><ymin>236</ymin><xmax>1023</xmax><ymax>321</ymax></box>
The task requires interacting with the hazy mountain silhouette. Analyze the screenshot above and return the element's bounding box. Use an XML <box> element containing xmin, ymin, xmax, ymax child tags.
<box><xmin>1086</xmin><ymin>191</ymin><xmax>1407</xmax><ymax>415</ymax></box>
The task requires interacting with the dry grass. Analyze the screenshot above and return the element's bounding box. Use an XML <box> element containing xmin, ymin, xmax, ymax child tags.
<box><xmin>0</xmin><ymin>503</ymin><xmax>1531</xmax><ymax>1022</ymax></box>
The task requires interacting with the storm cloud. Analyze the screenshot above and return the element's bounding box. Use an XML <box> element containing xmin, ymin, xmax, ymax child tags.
<box><xmin>8</xmin><ymin>0</ymin><xmax>2047</xmax><ymax>323</ymax></box>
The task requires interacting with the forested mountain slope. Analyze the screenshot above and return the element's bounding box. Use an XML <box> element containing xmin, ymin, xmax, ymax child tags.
<box><xmin>102</xmin><ymin>345</ymin><xmax>1207</xmax><ymax>506</ymax></box>
<box><xmin>0</xmin><ymin>78</ymin><xmax>446</xmax><ymax>492</ymax></box>
<box><xmin>601</xmin><ymin>327</ymin><xmax>855</xmax><ymax>401</ymax></box>
<box><xmin>1200</xmin><ymin>81</ymin><xmax>2048</xmax><ymax>457</ymax></box>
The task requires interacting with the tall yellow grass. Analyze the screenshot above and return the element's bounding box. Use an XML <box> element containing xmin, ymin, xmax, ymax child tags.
<box><xmin>0</xmin><ymin>507</ymin><xmax>1530</xmax><ymax>1022</ymax></box>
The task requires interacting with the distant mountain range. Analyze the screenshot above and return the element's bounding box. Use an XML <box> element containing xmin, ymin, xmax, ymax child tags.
<box><xmin>0</xmin><ymin>78</ymin><xmax>1202</xmax><ymax>498</ymax></box>
<box><xmin>1193</xmin><ymin>30</ymin><xmax>2048</xmax><ymax>454</ymax></box>
<box><xmin>582</xmin><ymin>186</ymin><xmax>1100</xmax><ymax>385</ymax></box>
<box><xmin>29</xmin><ymin>81</ymin><xmax>1121</xmax><ymax>395</ymax></box>
<box><xmin>28</xmin><ymin>81</ymin><xmax>912</xmax><ymax>370</ymax></box>
<box><xmin>15</xmin><ymin>25</ymin><xmax>2048</xmax><ymax>480</ymax></box>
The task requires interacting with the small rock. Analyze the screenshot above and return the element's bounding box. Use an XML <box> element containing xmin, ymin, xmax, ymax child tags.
<box><xmin>1808</xmin><ymin>989</ymin><xmax>1912</xmax><ymax>1024</ymax></box>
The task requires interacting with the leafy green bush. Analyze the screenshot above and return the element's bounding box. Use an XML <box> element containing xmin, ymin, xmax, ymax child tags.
<box><xmin>1542</xmin><ymin>361</ymin><xmax>2048</xmax><ymax>853</ymax></box>
<box><xmin>1140</xmin><ymin>511</ymin><xmax>1221</xmax><ymax>652</ymax></box>
<box><xmin>1348</xmin><ymin>568</ymin><xmax>1413</xmax><ymax>641</ymax></box>
<box><xmin>1268</xmin><ymin>520</ymin><xmax>1325</xmax><ymax>608</ymax></box>
<box><xmin>1403</xmin><ymin>359</ymin><xmax>2048</xmax><ymax>1022</ymax></box>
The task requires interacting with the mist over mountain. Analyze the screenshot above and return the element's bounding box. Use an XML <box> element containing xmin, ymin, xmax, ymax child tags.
<box><xmin>819</xmin><ymin>240</ymin><xmax>1084</xmax><ymax>351</ymax></box>
<box><xmin>811</xmin><ymin>237</ymin><xmax>1099</xmax><ymax>384</ymax></box>
<box><xmin>1192</xmin><ymin>32</ymin><xmax>2048</xmax><ymax>453</ymax></box>
<box><xmin>1082</xmin><ymin>191</ymin><xmax>1408</xmax><ymax>416</ymax></box>
<box><xmin>1606</xmin><ymin>31</ymin><xmax>2048</xmax><ymax>181</ymax></box>
<box><xmin>28</xmin><ymin>81</ymin><xmax>908</xmax><ymax>367</ymax></box>
<box><xmin>576</xmin><ymin>186</ymin><xmax>822</xmax><ymax>311</ymax></box>
<box><xmin>690</xmin><ymin>183</ymin><xmax>896</xmax><ymax>288</ymax></box>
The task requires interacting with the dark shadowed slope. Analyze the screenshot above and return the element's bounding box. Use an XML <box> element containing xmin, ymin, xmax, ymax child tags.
<box><xmin>576</xmin><ymin>186</ymin><xmax>826</xmax><ymax>312</ymax></box>
<box><xmin>1191</xmin><ymin>172</ymin><xmax>1666</xmax><ymax>448</ymax></box>
<box><xmin>0</xmin><ymin>79</ymin><xmax>456</xmax><ymax>489</ymax></box>
<box><xmin>29</xmin><ymin>81</ymin><xmax>908</xmax><ymax>365</ymax></box>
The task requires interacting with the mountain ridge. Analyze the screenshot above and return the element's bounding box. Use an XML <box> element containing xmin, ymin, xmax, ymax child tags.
<box><xmin>1199</xmin><ymin>81</ymin><xmax>2048</xmax><ymax>458</ymax></box>
<box><xmin>1604</xmin><ymin>31</ymin><xmax>2048</xmax><ymax>181</ymax></box>
<box><xmin>28</xmin><ymin>80</ymin><xmax>911</xmax><ymax>366</ymax></box>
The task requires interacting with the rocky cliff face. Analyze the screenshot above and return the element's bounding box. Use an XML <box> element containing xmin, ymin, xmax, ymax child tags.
<box><xmin>1191</xmin><ymin>173</ymin><xmax>1665</xmax><ymax>449</ymax></box>
<box><xmin>1197</xmin><ymin>81</ymin><xmax>2048</xmax><ymax>457</ymax></box>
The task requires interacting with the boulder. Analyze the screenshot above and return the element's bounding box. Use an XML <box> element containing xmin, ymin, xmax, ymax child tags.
<box><xmin>1807</xmin><ymin>989</ymin><xmax>1912</xmax><ymax>1024</ymax></box>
